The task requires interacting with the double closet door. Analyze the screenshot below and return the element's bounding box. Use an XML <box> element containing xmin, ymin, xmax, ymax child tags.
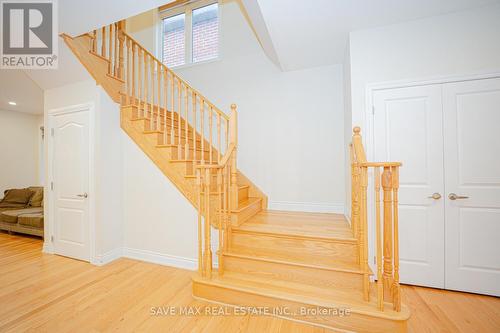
<box><xmin>372</xmin><ymin>77</ymin><xmax>500</xmax><ymax>296</ymax></box>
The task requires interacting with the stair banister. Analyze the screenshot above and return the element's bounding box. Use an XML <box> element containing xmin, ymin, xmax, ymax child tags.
<box><xmin>350</xmin><ymin>127</ymin><xmax>402</xmax><ymax>311</ymax></box>
<box><xmin>196</xmin><ymin>105</ymin><xmax>238</xmax><ymax>278</ymax></box>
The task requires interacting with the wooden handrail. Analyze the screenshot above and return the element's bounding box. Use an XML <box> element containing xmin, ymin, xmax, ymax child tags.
<box><xmin>350</xmin><ymin>127</ymin><xmax>402</xmax><ymax>312</ymax></box>
<box><xmin>359</xmin><ymin>162</ymin><xmax>402</xmax><ymax>167</ymax></box>
<box><xmin>118</xmin><ymin>28</ymin><xmax>229</xmax><ymax>121</ymax></box>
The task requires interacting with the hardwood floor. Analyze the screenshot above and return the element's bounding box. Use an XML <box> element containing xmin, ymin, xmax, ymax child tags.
<box><xmin>1</xmin><ymin>232</ymin><xmax>499</xmax><ymax>333</ymax></box>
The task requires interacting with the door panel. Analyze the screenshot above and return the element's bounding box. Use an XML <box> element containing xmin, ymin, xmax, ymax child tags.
<box><xmin>52</xmin><ymin>110</ymin><xmax>90</xmax><ymax>261</ymax></box>
<box><xmin>373</xmin><ymin>85</ymin><xmax>445</xmax><ymax>288</ymax></box>
<box><xmin>443</xmin><ymin>78</ymin><xmax>500</xmax><ymax>296</ymax></box>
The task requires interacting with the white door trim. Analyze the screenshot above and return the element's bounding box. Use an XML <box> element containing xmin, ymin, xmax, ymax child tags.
<box><xmin>363</xmin><ymin>71</ymin><xmax>500</xmax><ymax>288</ymax></box>
<box><xmin>46</xmin><ymin>103</ymin><xmax>96</xmax><ymax>263</ymax></box>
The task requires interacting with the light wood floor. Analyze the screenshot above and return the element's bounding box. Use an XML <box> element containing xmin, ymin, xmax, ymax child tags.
<box><xmin>1</xmin><ymin>232</ymin><xmax>499</xmax><ymax>333</ymax></box>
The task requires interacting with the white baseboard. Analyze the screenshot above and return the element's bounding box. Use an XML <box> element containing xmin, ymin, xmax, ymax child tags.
<box><xmin>268</xmin><ymin>201</ymin><xmax>345</xmax><ymax>214</ymax></box>
<box><xmin>93</xmin><ymin>248</ymin><xmax>122</xmax><ymax>266</ymax></box>
<box><xmin>122</xmin><ymin>247</ymin><xmax>197</xmax><ymax>271</ymax></box>
<box><xmin>42</xmin><ymin>242</ymin><xmax>54</xmax><ymax>254</ymax></box>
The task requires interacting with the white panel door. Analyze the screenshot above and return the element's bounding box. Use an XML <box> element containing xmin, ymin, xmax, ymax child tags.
<box><xmin>443</xmin><ymin>77</ymin><xmax>500</xmax><ymax>296</ymax></box>
<box><xmin>373</xmin><ymin>85</ymin><xmax>445</xmax><ymax>288</ymax></box>
<box><xmin>52</xmin><ymin>110</ymin><xmax>90</xmax><ymax>261</ymax></box>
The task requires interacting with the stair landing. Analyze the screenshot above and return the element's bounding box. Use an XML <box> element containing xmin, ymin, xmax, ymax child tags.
<box><xmin>235</xmin><ymin>210</ymin><xmax>354</xmax><ymax>239</ymax></box>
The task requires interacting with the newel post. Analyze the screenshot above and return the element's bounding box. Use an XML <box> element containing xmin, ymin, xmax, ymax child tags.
<box><xmin>230</xmin><ymin>104</ymin><xmax>238</xmax><ymax>211</ymax></box>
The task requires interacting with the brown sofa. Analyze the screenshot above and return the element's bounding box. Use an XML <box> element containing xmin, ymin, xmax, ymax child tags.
<box><xmin>0</xmin><ymin>187</ymin><xmax>44</xmax><ymax>238</ymax></box>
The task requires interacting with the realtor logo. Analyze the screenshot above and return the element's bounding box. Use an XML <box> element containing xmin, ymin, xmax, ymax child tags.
<box><xmin>1</xmin><ymin>0</ymin><xmax>58</xmax><ymax>69</ymax></box>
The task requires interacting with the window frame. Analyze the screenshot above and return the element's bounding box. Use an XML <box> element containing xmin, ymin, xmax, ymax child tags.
<box><xmin>159</xmin><ymin>0</ymin><xmax>221</xmax><ymax>69</ymax></box>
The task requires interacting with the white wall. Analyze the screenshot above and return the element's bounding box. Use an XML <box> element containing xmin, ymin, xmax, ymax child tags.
<box><xmin>0</xmin><ymin>109</ymin><xmax>42</xmax><ymax>195</ymax></box>
<box><xmin>121</xmin><ymin>136</ymin><xmax>198</xmax><ymax>267</ymax></box>
<box><xmin>348</xmin><ymin>4</ymin><xmax>500</xmax><ymax>131</ymax></box>
<box><xmin>94</xmin><ymin>89</ymin><xmax>124</xmax><ymax>258</ymax></box>
<box><xmin>343</xmin><ymin>44</ymin><xmax>352</xmax><ymax>218</ymax></box>
<box><xmin>128</xmin><ymin>0</ymin><xmax>346</xmax><ymax>213</ymax></box>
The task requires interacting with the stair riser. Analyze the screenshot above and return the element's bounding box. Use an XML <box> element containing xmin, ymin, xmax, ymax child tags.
<box><xmin>231</xmin><ymin>200</ymin><xmax>262</xmax><ymax>226</ymax></box>
<box><xmin>238</xmin><ymin>186</ymin><xmax>249</xmax><ymax>203</ymax></box>
<box><xmin>223</xmin><ymin>255</ymin><xmax>364</xmax><ymax>294</ymax></box>
<box><xmin>193</xmin><ymin>281</ymin><xmax>407</xmax><ymax>333</ymax></box>
<box><xmin>231</xmin><ymin>233</ymin><xmax>359</xmax><ymax>265</ymax></box>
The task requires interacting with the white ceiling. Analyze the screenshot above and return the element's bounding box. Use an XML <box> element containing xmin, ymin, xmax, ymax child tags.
<box><xmin>254</xmin><ymin>0</ymin><xmax>500</xmax><ymax>71</ymax></box>
<box><xmin>24</xmin><ymin>0</ymin><xmax>175</xmax><ymax>90</ymax></box>
<box><xmin>3</xmin><ymin>0</ymin><xmax>175</xmax><ymax>115</ymax></box>
<box><xmin>0</xmin><ymin>70</ymin><xmax>43</xmax><ymax>115</ymax></box>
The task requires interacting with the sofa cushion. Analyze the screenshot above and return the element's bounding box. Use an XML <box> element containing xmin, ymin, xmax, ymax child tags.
<box><xmin>28</xmin><ymin>187</ymin><xmax>44</xmax><ymax>207</ymax></box>
<box><xmin>0</xmin><ymin>188</ymin><xmax>33</xmax><ymax>207</ymax></box>
<box><xmin>0</xmin><ymin>207</ymin><xmax>43</xmax><ymax>224</ymax></box>
<box><xmin>18</xmin><ymin>213</ymin><xmax>44</xmax><ymax>228</ymax></box>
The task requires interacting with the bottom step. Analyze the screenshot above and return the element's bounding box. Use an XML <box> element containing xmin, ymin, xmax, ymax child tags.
<box><xmin>192</xmin><ymin>273</ymin><xmax>409</xmax><ymax>333</ymax></box>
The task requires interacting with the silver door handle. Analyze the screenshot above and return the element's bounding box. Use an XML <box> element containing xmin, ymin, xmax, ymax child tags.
<box><xmin>77</xmin><ymin>193</ymin><xmax>88</xmax><ymax>198</ymax></box>
<box><xmin>428</xmin><ymin>193</ymin><xmax>442</xmax><ymax>200</ymax></box>
<box><xmin>448</xmin><ymin>193</ymin><xmax>469</xmax><ymax>200</ymax></box>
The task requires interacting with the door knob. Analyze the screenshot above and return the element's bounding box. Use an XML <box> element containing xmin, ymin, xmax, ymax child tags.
<box><xmin>77</xmin><ymin>193</ymin><xmax>88</xmax><ymax>198</ymax></box>
<box><xmin>428</xmin><ymin>192</ymin><xmax>442</xmax><ymax>200</ymax></box>
<box><xmin>448</xmin><ymin>193</ymin><xmax>469</xmax><ymax>200</ymax></box>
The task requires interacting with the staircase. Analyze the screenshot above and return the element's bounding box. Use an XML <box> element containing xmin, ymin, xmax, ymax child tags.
<box><xmin>62</xmin><ymin>21</ymin><xmax>410</xmax><ymax>333</ymax></box>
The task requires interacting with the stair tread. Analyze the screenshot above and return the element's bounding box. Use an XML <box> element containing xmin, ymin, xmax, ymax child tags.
<box><xmin>234</xmin><ymin>210</ymin><xmax>355</xmax><ymax>240</ymax></box>
<box><xmin>224</xmin><ymin>247</ymin><xmax>368</xmax><ymax>274</ymax></box>
<box><xmin>193</xmin><ymin>272</ymin><xmax>409</xmax><ymax>320</ymax></box>
<box><xmin>233</xmin><ymin>197</ymin><xmax>262</xmax><ymax>213</ymax></box>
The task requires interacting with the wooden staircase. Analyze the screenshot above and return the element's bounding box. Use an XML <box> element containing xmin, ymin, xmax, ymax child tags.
<box><xmin>62</xmin><ymin>21</ymin><xmax>410</xmax><ymax>332</ymax></box>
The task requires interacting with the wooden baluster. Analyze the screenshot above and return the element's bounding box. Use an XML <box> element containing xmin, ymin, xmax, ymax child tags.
<box><xmin>118</xmin><ymin>27</ymin><xmax>125</xmax><ymax>79</ymax></box>
<box><xmin>392</xmin><ymin>166</ymin><xmax>401</xmax><ymax>311</ymax></box>
<box><xmin>138</xmin><ymin>49</ymin><xmax>143</xmax><ymax>117</ymax></box>
<box><xmin>192</xmin><ymin>92</ymin><xmax>197</xmax><ymax>170</ymax></box>
<box><xmin>92</xmin><ymin>30</ymin><xmax>97</xmax><ymax>52</ymax></box>
<box><xmin>164</xmin><ymin>68</ymin><xmax>168</xmax><ymax>141</ymax></box>
<box><xmin>114</xmin><ymin>23</ymin><xmax>119</xmax><ymax>76</ymax></box>
<box><xmin>101</xmin><ymin>26</ymin><xmax>106</xmax><ymax>57</ymax></box>
<box><xmin>108</xmin><ymin>24</ymin><xmax>112</xmax><ymax>72</ymax></box>
<box><xmin>200</xmin><ymin>99</ymin><xmax>205</xmax><ymax>164</ymax></box>
<box><xmin>170</xmin><ymin>73</ymin><xmax>175</xmax><ymax>145</ymax></box>
<box><xmin>151</xmin><ymin>56</ymin><xmax>155</xmax><ymax>130</ymax></box>
<box><xmin>209</xmin><ymin>107</ymin><xmax>213</xmax><ymax>164</ymax></box>
<box><xmin>177</xmin><ymin>79</ymin><xmax>182</xmax><ymax>159</ymax></box>
<box><xmin>157</xmin><ymin>62</ymin><xmax>161</xmax><ymax>131</ymax></box>
<box><xmin>184</xmin><ymin>85</ymin><xmax>189</xmax><ymax>160</ymax></box>
<box><xmin>361</xmin><ymin>166</ymin><xmax>369</xmax><ymax>301</ymax></box>
<box><xmin>230</xmin><ymin>104</ymin><xmax>238</xmax><ymax>211</ymax></box>
<box><xmin>223</xmin><ymin>164</ymin><xmax>229</xmax><ymax>252</ymax></box>
<box><xmin>126</xmin><ymin>38</ymin><xmax>131</xmax><ymax>105</ymax></box>
<box><xmin>204</xmin><ymin>168</ymin><xmax>212</xmax><ymax>278</ymax></box>
<box><xmin>375</xmin><ymin>167</ymin><xmax>384</xmax><ymax>310</ymax></box>
<box><xmin>382</xmin><ymin>166</ymin><xmax>394</xmax><ymax>299</ymax></box>
<box><xmin>131</xmin><ymin>43</ymin><xmax>135</xmax><ymax>104</ymax></box>
<box><xmin>144</xmin><ymin>54</ymin><xmax>149</xmax><ymax>122</ymax></box>
<box><xmin>217</xmin><ymin>114</ymin><xmax>221</xmax><ymax>163</ymax></box>
<box><xmin>217</xmin><ymin>168</ymin><xmax>224</xmax><ymax>275</ymax></box>
<box><xmin>196</xmin><ymin>169</ymin><xmax>203</xmax><ymax>274</ymax></box>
